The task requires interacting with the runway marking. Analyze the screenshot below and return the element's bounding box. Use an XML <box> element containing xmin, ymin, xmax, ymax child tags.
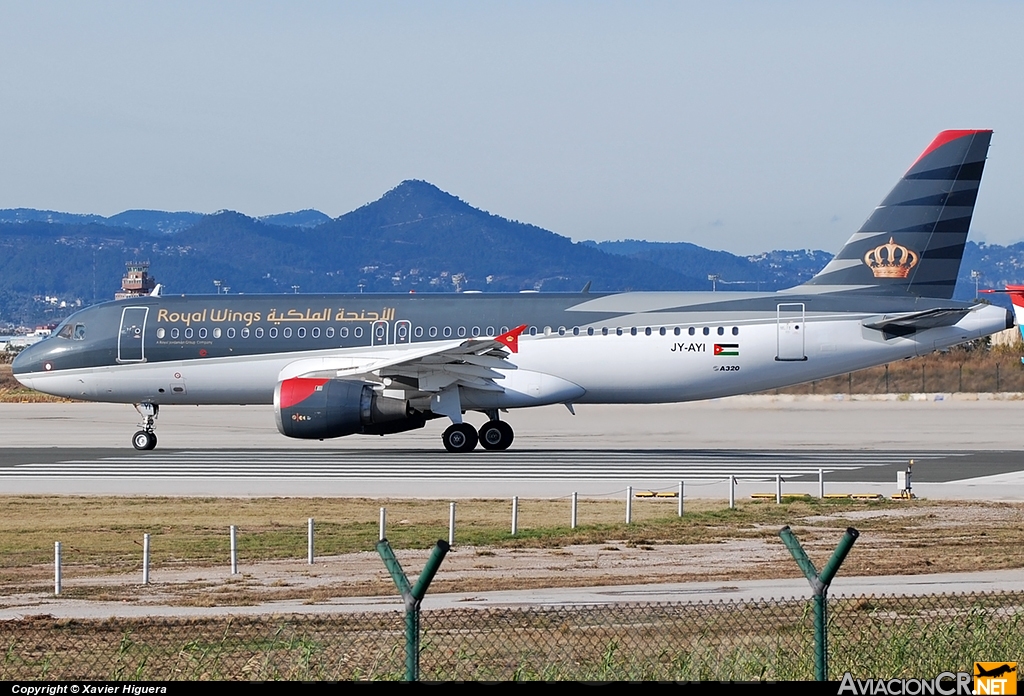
<box><xmin>0</xmin><ymin>450</ymin><xmax>957</xmax><ymax>480</ymax></box>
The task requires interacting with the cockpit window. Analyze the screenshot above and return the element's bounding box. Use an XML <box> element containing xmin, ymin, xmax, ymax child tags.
<box><xmin>57</xmin><ymin>324</ymin><xmax>73</xmax><ymax>339</ymax></box>
<box><xmin>73</xmin><ymin>324</ymin><xmax>86</xmax><ymax>340</ymax></box>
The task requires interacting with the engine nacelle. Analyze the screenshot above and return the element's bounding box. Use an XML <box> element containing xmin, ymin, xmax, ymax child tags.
<box><xmin>275</xmin><ymin>377</ymin><xmax>424</xmax><ymax>439</ymax></box>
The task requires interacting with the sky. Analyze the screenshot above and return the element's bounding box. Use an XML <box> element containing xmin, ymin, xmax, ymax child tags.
<box><xmin>1</xmin><ymin>1</ymin><xmax>1022</xmax><ymax>254</ymax></box>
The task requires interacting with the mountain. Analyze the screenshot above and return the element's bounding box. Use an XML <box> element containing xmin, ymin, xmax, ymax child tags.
<box><xmin>0</xmin><ymin>180</ymin><xmax>1017</xmax><ymax>326</ymax></box>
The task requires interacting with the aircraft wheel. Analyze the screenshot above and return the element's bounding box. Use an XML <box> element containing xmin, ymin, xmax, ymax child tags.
<box><xmin>478</xmin><ymin>420</ymin><xmax>514</xmax><ymax>451</ymax></box>
<box><xmin>442</xmin><ymin>423</ymin><xmax>478</xmax><ymax>453</ymax></box>
<box><xmin>132</xmin><ymin>431</ymin><xmax>156</xmax><ymax>451</ymax></box>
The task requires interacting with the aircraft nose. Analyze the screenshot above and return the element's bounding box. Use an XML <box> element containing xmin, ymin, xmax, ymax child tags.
<box><xmin>11</xmin><ymin>341</ymin><xmax>48</xmax><ymax>379</ymax></box>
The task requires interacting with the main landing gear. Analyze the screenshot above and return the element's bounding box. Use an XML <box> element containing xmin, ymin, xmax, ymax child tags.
<box><xmin>441</xmin><ymin>418</ymin><xmax>515</xmax><ymax>453</ymax></box>
<box><xmin>132</xmin><ymin>402</ymin><xmax>159</xmax><ymax>451</ymax></box>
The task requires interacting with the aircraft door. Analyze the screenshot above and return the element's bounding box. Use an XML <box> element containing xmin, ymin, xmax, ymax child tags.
<box><xmin>118</xmin><ymin>307</ymin><xmax>149</xmax><ymax>363</ymax></box>
<box><xmin>776</xmin><ymin>303</ymin><xmax>807</xmax><ymax>361</ymax></box>
<box><xmin>371</xmin><ymin>320</ymin><xmax>389</xmax><ymax>346</ymax></box>
<box><xmin>393</xmin><ymin>319</ymin><xmax>409</xmax><ymax>343</ymax></box>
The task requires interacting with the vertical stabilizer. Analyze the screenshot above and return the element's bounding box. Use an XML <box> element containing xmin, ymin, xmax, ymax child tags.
<box><xmin>799</xmin><ymin>130</ymin><xmax>992</xmax><ymax>298</ymax></box>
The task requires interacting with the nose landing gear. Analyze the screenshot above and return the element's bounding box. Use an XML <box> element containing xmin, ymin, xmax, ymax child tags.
<box><xmin>132</xmin><ymin>402</ymin><xmax>159</xmax><ymax>451</ymax></box>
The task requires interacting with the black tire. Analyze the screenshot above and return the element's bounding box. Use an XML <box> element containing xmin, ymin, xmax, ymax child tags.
<box><xmin>132</xmin><ymin>431</ymin><xmax>152</xmax><ymax>451</ymax></box>
<box><xmin>442</xmin><ymin>423</ymin><xmax>478</xmax><ymax>453</ymax></box>
<box><xmin>478</xmin><ymin>420</ymin><xmax>514</xmax><ymax>451</ymax></box>
<box><xmin>145</xmin><ymin>432</ymin><xmax>157</xmax><ymax>450</ymax></box>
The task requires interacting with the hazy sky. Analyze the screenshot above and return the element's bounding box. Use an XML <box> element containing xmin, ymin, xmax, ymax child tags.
<box><xmin>1</xmin><ymin>1</ymin><xmax>1022</xmax><ymax>254</ymax></box>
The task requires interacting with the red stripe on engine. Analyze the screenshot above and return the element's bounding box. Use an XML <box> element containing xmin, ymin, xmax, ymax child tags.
<box><xmin>279</xmin><ymin>377</ymin><xmax>329</xmax><ymax>409</ymax></box>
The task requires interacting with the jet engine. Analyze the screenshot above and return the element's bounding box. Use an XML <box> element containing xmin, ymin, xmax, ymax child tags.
<box><xmin>275</xmin><ymin>377</ymin><xmax>426</xmax><ymax>439</ymax></box>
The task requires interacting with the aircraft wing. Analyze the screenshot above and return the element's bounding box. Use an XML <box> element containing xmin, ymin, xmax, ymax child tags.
<box><xmin>278</xmin><ymin>325</ymin><xmax>527</xmax><ymax>393</ymax></box>
<box><xmin>862</xmin><ymin>308</ymin><xmax>971</xmax><ymax>338</ymax></box>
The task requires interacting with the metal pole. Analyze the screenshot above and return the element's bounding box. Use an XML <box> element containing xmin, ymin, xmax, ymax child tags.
<box><xmin>230</xmin><ymin>525</ymin><xmax>238</xmax><ymax>575</ymax></box>
<box><xmin>379</xmin><ymin>507</ymin><xmax>387</xmax><ymax>541</ymax></box>
<box><xmin>625</xmin><ymin>486</ymin><xmax>632</xmax><ymax>524</ymax></box>
<box><xmin>448</xmin><ymin>502</ymin><xmax>455</xmax><ymax>546</ymax></box>
<box><xmin>678</xmin><ymin>481</ymin><xmax>684</xmax><ymax>517</ymax></box>
<box><xmin>818</xmin><ymin>468</ymin><xmax>824</xmax><ymax>499</ymax></box>
<box><xmin>307</xmin><ymin>518</ymin><xmax>314</xmax><ymax>565</ymax></box>
<box><xmin>511</xmin><ymin>496</ymin><xmax>518</xmax><ymax>536</ymax></box>
<box><xmin>54</xmin><ymin>541</ymin><xmax>61</xmax><ymax>596</ymax></box>
<box><xmin>728</xmin><ymin>476</ymin><xmax>736</xmax><ymax>509</ymax></box>
<box><xmin>142</xmin><ymin>533</ymin><xmax>150</xmax><ymax>585</ymax></box>
<box><xmin>571</xmin><ymin>492</ymin><xmax>578</xmax><ymax>529</ymax></box>
<box><xmin>776</xmin><ymin>474</ymin><xmax>782</xmax><ymax>504</ymax></box>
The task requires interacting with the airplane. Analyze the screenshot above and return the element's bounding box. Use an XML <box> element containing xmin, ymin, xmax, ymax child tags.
<box><xmin>12</xmin><ymin>130</ymin><xmax>1013</xmax><ymax>453</ymax></box>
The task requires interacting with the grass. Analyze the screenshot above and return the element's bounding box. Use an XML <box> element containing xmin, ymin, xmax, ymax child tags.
<box><xmin>3</xmin><ymin>593</ymin><xmax>1023</xmax><ymax>680</ymax></box>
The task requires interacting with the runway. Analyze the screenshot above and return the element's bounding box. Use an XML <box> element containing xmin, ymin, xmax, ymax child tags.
<box><xmin>1</xmin><ymin>397</ymin><xmax>1023</xmax><ymax>498</ymax></box>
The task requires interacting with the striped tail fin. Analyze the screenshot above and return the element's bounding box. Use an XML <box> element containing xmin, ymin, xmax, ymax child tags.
<box><xmin>798</xmin><ymin>130</ymin><xmax>992</xmax><ymax>298</ymax></box>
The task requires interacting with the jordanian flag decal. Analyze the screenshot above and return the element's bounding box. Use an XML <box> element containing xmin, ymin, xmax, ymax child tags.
<box><xmin>714</xmin><ymin>344</ymin><xmax>739</xmax><ymax>356</ymax></box>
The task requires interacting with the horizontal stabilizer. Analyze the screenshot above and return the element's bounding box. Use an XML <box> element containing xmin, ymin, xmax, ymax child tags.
<box><xmin>862</xmin><ymin>307</ymin><xmax>970</xmax><ymax>338</ymax></box>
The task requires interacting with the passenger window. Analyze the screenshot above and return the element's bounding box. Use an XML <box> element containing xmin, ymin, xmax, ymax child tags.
<box><xmin>312</xmin><ymin>327</ymin><xmax>320</xmax><ymax>338</ymax></box>
<box><xmin>500</xmin><ymin>326</ymin><xmax>509</xmax><ymax>334</ymax></box>
<box><xmin>573</xmin><ymin>327</ymin><xmax>580</xmax><ymax>336</ymax></box>
<box><xmin>283</xmin><ymin>327</ymin><xmax>292</xmax><ymax>339</ymax></box>
<box><xmin>241</xmin><ymin>327</ymin><xmax>250</xmax><ymax>338</ymax></box>
<box><xmin>616</xmin><ymin>327</ymin><xmax>623</xmax><ymax>336</ymax></box>
<box><xmin>213</xmin><ymin>328</ymin><xmax>221</xmax><ymax>339</ymax></box>
<box><xmin>354</xmin><ymin>327</ymin><xmax>363</xmax><ymax>338</ymax></box>
<box><xmin>674</xmin><ymin>327</ymin><xmax>681</xmax><ymax>336</ymax></box>
<box><xmin>602</xmin><ymin>327</ymin><xmax>608</xmax><ymax>336</ymax></box>
<box><xmin>340</xmin><ymin>327</ymin><xmax>348</xmax><ymax>338</ymax></box>
<box><xmin>587</xmin><ymin>327</ymin><xmax>594</xmax><ymax>336</ymax></box>
<box><xmin>185</xmin><ymin>328</ymin><xmax>193</xmax><ymax>339</ymax></box>
<box><xmin>297</xmin><ymin>327</ymin><xmax>307</xmax><ymax>339</ymax></box>
<box><xmin>558</xmin><ymin>327</ymin><xmax>566</xmax><ymax>336</ymax></box>
<box><xmin>457</xmin><ymin>327</ymin><xmax>467</xmax><ymax>338</ymax></box>
<box><xmin>326</xmin><ymin>327</ymin><xmax>335</xmax><ymax>338</ymax></box>
<box><xmin>227</xmin><ymin>328</ymin><xmax>236</xmax><ymax>339</ymax></box>
<box><xmin>428</xmin><ymin>327</ymin><xmax>437</xmax><ymax>338</ymax></box>
<box><xmin>688</xmin><ymin>327</ymin><xmax>695</xmax><ymax>336</ymax></box>
<box><xmin>414</xmin><ymin>327</ymin><xmax>423</xmax><ymax>338</ymax></box>
<box><xmin>269</xmin><ymin>327</ymin><xmax>278</xmax><ymax>338</ymax></box>
<box><xmin>717</xmin><ymin>327</ymin><xmax>724</xmax><ymax>336</ymax></box>
<box><xmin>255</xmin><ymin>327</ymin><xmax>264</xmax><ymax>338</ymax></box>
<box><xmin>732</xmin><ymin>327</ymin><xmax>739</xmax><ymax>336</ymax></box>
<box><xmin>529</xmin><ymin>326</ymin><xmax>537</xmax><ymax>336</ymax></box>
<box><xmin>171</xmin><ymin>328</ymin><xmax>179</xmax><ymax>339</ymax></box>
<box><xmin>156</xmin><ymin>328</ymin><xmax>165</xmax><ymax>339</ymax></box>
<box><xmin>630</xmin><ymin>327</ymin><xmax>637</xmax><ymax>336</ymax></box>
<box><xmin>644</xmin><ymin>327</ymin><xmax>652</xmax><ymax>336</ymax></box>
<box><xmin>486</xmin><ymin>326</ymin><xmax>495</xmax><ymax>336</ymax></box>
<box><xmin>198</xmin><ymin>328</ymin><xmax>207</xmax><ymax>339</ymax></box>
<box><xmin>443</xmin><ymin>327</ymin><xmax>452</xmax><ymax>337</ymax></box>
<box><xmin>703</xmin><ymin>327</ymin><xmax>710</xmax><ymax>336</ymax></box>
<box><xmin>471</xmin><ymin>327</ymin><xmax>481</xmax><ymax>337</ymax></box>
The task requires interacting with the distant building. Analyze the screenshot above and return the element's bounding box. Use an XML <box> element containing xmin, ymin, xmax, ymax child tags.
<box><xmin>115</xmin><ymin>261</ymin><xmax>156</xmax><ymax>300</ymax></box>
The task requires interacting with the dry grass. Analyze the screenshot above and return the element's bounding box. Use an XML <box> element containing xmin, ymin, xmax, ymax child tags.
<box><xmin>1</xmin><ymin>496</ymin><xmax>1021</xmax><ymax>606</ymax></box>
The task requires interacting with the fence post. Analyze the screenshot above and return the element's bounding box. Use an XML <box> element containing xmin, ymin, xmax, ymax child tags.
<box><xmin>778</xmin><ymin>526</ymin><xmax>859</xmax><ymax>681</ymax></box>
<box><xmin>728</xmin><ymin>476</ymin><xmax>736</xmax><ymax>509</ymax></box>
<box><xmin>377</xmin><ymin>539</ymin><xmax>450</xmax><ymax>682</ymax></box>
<box><xmin>54</xmin><ymin>541</ymin><xmax>61</xmax><ymax>596</ymax></box>
<box><xmin>230</xmin><ymin>525</ymin><xmax>238</xmax><ymax>575</ymax></box>
<box><xmin>626</xmin><ymin>486</ymin><xmax>632</xmax><ymax>524</ymax></box>
<box><xmin>511</xmin><ymin>496</ymin><xmax>518</xmax><ymax>536</ymax></box>
<box><xmin>678</xmin><ymin>481</ymin><xmax>684</xmax><ymax>517</ymax></box>
<box><xmin>379</xmin><ymin>507</ymin><xmax>387</xmax><ymax>541</ymax></box>
<box><xmin>142</xmin><ymin>533</ymin><xmax>150</xmax><ymax>585</ymax></box>
<box><xmin>448</xmin><ymin>502</ymin><xmax>456</xmax><ymax>546</ymax></box>
<box><xmin>776</xmin><ymin>474</ymin><xmax>782</xmax><ymax>504</ymax></box>
<box><xmin>571</xmin><ymin>492</ymin><xmax>578</xmax><ymax>529</ymax></box>
<box><xmin>307</xmin><ymin>518</ymin><xmax>314</xmax><ymax>565</ymax></box>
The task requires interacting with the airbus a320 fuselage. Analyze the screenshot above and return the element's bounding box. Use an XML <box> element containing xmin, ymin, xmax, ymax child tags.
<box><xmin>13</xmin><ymin>130</ymin><xmax>1012</xmax><ymax>452</ymax></box>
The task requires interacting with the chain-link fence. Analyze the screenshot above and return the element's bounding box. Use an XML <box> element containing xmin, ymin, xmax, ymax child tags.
<box><xmin>3</xmin><ymin>591</ymin><xmax>1022</xmax><ymax>681</ymax></box>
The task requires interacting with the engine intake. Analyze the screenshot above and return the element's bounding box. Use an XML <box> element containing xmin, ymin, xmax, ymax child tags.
<box><xmin>275</xmin><ymin>377</ymin><xmax>424</xmax><ymax>439</ymax></box>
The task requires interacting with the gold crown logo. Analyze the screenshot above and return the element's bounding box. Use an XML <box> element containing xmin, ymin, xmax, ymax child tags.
<box><xmin>863</xmin><ymin>237</ymin><xmax>919</xmax><ymax>278</ymax></box>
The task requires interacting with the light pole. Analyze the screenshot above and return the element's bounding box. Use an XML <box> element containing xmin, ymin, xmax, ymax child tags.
<box><xmin>971</xmin><ymin>270</ymin><xmax>982</xmax><ymax>298</ymax></box>
<box><xmin>213</xmin><ymin>280</ymin><xmax>222</xmax><ymax>294</ymax></box>
<box><xmin>291</xmin><ymin>285</ymin><xmax>300</xmax><ymax>294</ymax></box>
<box><xmin>708</xmin><ymin>274</ymin><xmax>720</xmax><ymax>292</ymax></box>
